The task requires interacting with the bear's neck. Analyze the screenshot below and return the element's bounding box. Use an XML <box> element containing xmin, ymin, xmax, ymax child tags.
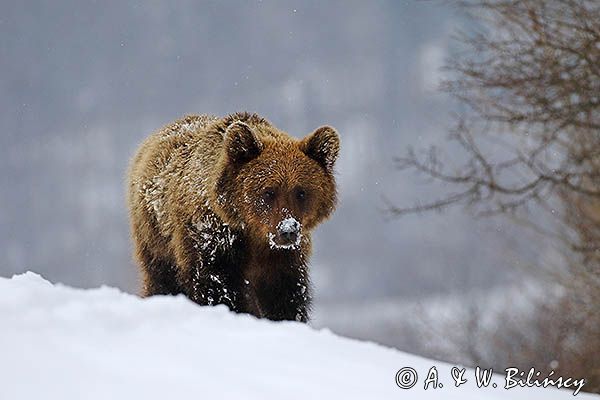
<box><xmin>242</xmin><ymin>235</ymin><xmax>309</xmax><ymax>285</ymax></box>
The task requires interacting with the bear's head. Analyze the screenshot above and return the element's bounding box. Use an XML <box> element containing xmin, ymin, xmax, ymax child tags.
<box><xmin>212</xmin><ymin>120</ymin><xmax>339</xmax><ymax>250</ymax></box>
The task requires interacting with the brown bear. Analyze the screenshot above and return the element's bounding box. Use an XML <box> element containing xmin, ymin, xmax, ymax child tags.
<box><xmin>127</xmin><ymin>112</ymin><xmax>339</xmax><ymax>322</ymax></box>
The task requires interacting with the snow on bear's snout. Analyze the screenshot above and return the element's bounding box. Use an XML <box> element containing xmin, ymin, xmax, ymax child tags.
<box><xmin>268</xmin><ymin>216</ymin><xmax>302</xmax><ymax>250</ymax></box>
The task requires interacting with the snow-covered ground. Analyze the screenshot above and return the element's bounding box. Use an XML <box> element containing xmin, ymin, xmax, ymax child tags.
<box><xmin>0</xmin><ymin>273</ymin><xmax>596</xmax><ymax>399</ymax></box>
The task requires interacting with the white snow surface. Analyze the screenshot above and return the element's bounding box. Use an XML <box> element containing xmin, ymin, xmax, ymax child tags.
<box><xmin>0</xmin><ymin>272</ymin><xmax>596</xmax><ymax>400</ymax></box>
<box><xmin>277</xmin><ymin>217</ymin><xmax>300</xmax><ymax>233</ymax></box>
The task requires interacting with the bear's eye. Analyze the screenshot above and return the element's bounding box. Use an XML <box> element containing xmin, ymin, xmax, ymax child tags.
<box><xmin>295</xmin><ymin>188</ymin><xmax>307</xmax><ymax>202</ymax></box>
<box><xmin>262</xmin><ymin>189</ymin><xmax>276</xmax><ymax>204</ymax></box>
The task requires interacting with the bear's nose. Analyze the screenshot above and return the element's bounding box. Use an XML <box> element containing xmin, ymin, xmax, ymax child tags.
<box><xmin>277</xmin><ymin>217</ymin><xmax>301</xmax><ymax>244</ymax></box>
<box><xmin>280</xmin><ymin>230</ymin><xmax>298</xmax><ymax>242</ymax></box>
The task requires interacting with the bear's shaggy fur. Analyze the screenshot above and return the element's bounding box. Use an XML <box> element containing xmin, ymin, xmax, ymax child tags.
<box><xmin>127</xmin><ymin>112</ymin><xmax>339</xmax><ymax>322</ymax></box>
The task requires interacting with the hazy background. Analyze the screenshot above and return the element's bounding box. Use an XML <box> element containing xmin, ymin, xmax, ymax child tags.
<box><xmin>1</xmin><ymin>1</ymin><xmax>539</xmax><ymax>356</ymax></box>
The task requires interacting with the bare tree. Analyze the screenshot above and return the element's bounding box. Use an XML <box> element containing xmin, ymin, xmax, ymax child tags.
<box><xmin>393</xmin><ymin>0</ymin><xmax>599</xmax><ymax>392</ymax></box>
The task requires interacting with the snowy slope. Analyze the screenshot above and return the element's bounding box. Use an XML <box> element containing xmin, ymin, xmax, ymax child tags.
<box><xmin>0</xmin><ymin>273</ymin><xmax>595</xmax><ymax>400</ymax></box>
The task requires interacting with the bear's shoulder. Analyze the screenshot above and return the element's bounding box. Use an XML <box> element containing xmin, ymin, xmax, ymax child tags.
<box><xmin>157</xmin><ymin>114</ymin><xmax>219</xmax><ymax>138</ymax></box>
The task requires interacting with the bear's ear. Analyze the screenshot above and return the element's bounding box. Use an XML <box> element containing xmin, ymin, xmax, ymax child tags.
<box><xmin>225</xmin><ymin>121</ymin><xmax>263</xmax><ymax>164</ymax></box>
<box><xmin>301</xmin><ymin>126</ymin><xmax>340</xmax><ymax>172</ymax></box>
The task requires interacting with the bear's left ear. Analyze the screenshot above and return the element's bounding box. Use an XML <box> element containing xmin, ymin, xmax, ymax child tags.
<box><xmin>225</xmin><ymin>121</ymin><xmax>263</xmax><ymax>164</ymax></box>
<box><xmin>301</xmin><ymin>126</ymin><xmax>340</xmax><ymax>172</ymax></box>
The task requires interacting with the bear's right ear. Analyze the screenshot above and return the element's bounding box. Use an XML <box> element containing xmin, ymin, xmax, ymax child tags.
<box><xmin>224</xmin><ymin>121</ymin><xmax>263</xmax><ymax>164</ymax></box>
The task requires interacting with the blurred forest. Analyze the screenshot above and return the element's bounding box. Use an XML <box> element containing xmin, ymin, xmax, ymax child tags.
<box><xmin>394</xmin><ymin>0</ymin><xmax>599</xmax><ymax>392</ymax></box>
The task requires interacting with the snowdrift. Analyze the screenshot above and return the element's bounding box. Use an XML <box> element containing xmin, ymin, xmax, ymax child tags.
<box><xmin>0</xmin><ymin>272</ymin><xmax>596</xmax><ymax>400</ymax></box>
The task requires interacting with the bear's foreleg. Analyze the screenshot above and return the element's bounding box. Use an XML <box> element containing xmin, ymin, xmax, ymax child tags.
<box><xmin>171</xmin><ymin>224</ymin><xmax>240</xmax><ymax>311</ymax></box>
<box><xmin>135</xmin><ymin>244</ymin><xmax>180</xmax><ymax>297</ymax></box>
<box><xmin>256</xmin><ymin>275</ymin><xmax>311</xmax><ymax>322</ymax></box>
